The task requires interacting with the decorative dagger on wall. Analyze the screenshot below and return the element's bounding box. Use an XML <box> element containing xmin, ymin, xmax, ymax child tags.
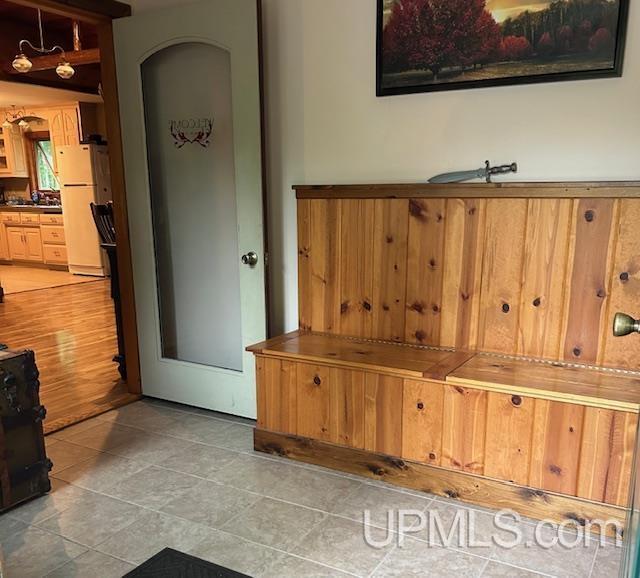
<box><xmin>429</xmin><ymin>160</ymin><xmax>518</xmax><ymax>184</ymax></box>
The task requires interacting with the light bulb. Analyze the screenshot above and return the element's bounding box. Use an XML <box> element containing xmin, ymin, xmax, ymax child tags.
<box><xmin>18</xmin><ymin>120</ymin><xmax>29</xmax><ymax>130</ymax></box>
<box><xmin>56</xmin><ymin>61</ymin><xmax>75</xmax><ymax>79</ymax></box>
<box><xmin>12</xmin><ymin>53</ymin><xmax>32</xmax><ymax>73</ymax></box>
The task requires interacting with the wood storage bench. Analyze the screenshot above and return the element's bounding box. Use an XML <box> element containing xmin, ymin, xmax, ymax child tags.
<box><xmin>249</xmin><ymin>182</ymin><xmax>640</xmax><ymax>537</ymax></box>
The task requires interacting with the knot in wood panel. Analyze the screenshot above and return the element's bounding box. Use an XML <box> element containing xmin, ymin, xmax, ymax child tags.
<box><xmin>367</xmin><ymin>464</ymin><xmax>386</xmax><ymax>476</ymax></box>
<box><xmin>584</xmin><ymin>210</ymin><xmax>595</xmax><ymax>222</ymax></box>
<box><xmin>532</xmin><ymin>297</ymin><xmax>542</xmax><ymax>307</ymax></box>
<box><xmin>313</xmin><ymin>375</ymin><xmax>322</xmax><ymax>386</ymax></box>
<box><xmin>511</xmin><ymin>395</ymin><xmax>522</xmax><ymax>407</ymax></box>
<box><xmin>502</xmin><ymin>303</ymin><xmax>510</xmax><ymax>313</ymax></box>
<box><xmin>416</xmin><ymin>402</ymin><xmax>425</xmax><ymax>410</ymax></box>
<box><xmin>363</xmin><ymin>301</ymin><xmax>372</xmax><ymax>312</ymax></box>
<box><xmin>549</xmin><ymin>464</ymin><xmax>562</xmax><ymax>476</ymax></box>
<box><xmin>620</xmin><ymin>272</ymin><xmax>630</xmax><ymax>282</ymax></box>
<box><xmin>409</xmin><ymin>199</ymin><xmax>426</xmax><ymax>220</ymax></box>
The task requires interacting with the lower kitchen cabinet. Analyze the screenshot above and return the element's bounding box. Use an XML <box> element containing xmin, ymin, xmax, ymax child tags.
<box><xmin>6</xmin><ymin>226</ymin><xmax>43</xmax><ymax>262</ymax></box>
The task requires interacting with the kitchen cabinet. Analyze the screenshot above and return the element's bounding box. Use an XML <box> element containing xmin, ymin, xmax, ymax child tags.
<box><xmin>42</xmin><ymin>244</ymin><xmax>67</xmax><ymax>265</ymax></box>
<box><xmin>6</xmin><ymin>226</ymin><xmax>43</xmax><ymax>262</ymax></box>
<box><xmin>0</xmin><ymin>212</ymin><xmax>67</xmax><ymax>266</ymax></box>
<box><xmin>0</xmin><ymin>221</ymin><xmax>8</xmax><ymax>261</ymax></box>
<box><xmin>41</xmin><ymin>225</ymin><xmax>65</xmax><ymax>245</ymax></box>
<box><xmin>41</xmin><ymin>222</ymin><xmax>67</xmax><ymax>265</ymax></box>
<box><xmin>7</xmin><ymin>227</ymin><xmax>27</xmax><ymax>260</ymax></box>
<box><xmin>47</xmin><ymin>106</ymin><xmax>79</xmax><ymax>173</ymax></box>
<box><xmin>37</xmin><ymin>104</ymin><xmax>100</xmax><ymax>173</ymax></box>
<box><xmin>0</xmin><ymin>124</ymin><xmax>28</xmax><ymax>178</ymax></box>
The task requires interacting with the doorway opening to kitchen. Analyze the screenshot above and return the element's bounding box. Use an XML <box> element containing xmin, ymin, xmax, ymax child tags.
<box><xmin>0</xmin><ymin>0</ymin><xmax>140</xmax><ymax>433</ymax></box>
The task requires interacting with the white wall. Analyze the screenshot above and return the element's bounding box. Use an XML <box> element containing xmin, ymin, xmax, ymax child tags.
<box><xmin>126</xmin><ymin>0</ymin><xmax>640</xmax><ymax>335</ymax></box>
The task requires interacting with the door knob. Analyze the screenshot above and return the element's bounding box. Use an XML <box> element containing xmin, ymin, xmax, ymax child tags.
<box><xmin>241</xmin><ymin>251</ymin><xmax>259</xmax><ymax>267</ymax></box>
<box><xmin>613</xmin><ymin>312</ymin><xmax>640</xmax><ymax>337</ymax></box>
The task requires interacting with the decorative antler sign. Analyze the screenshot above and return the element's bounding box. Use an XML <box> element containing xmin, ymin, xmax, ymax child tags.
<box><xmin>169</xmin><ymin>118</ymin><xmax>214</xmax><ymax>149</ymax></box>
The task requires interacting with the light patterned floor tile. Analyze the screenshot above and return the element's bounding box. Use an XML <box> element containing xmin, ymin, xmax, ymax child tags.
<box><xmin>45</xmin><ymin>549</ymin><xmax>135</xmax><ymax>578</ymax></box>
<box><xmin>36</xmin><ymin>492</ymin><xmax>143</xmax><ymax>547</ymax></box>
<box><xmin>160</xmin><ymin>479</ymin><xmax>260</xmax><ymax>528</ymax></box>
<box><xmin>291</xmin><ymin>515</ymin><xmax>395</xmax><ymax>576</ymax></box>
<box><xmin>221</xmin><ymin>496</ymin><xmax>326</xmax><ymax>550</ymax></box>
<box><xmin>102</xmin><ymin>465</ymin><xmax>202</xmax><ymax>509</ymax></box>
<box><xmin>95</xmin><ymin>511</ymin><xmax>211</xmax><ymax>565</ymax></box>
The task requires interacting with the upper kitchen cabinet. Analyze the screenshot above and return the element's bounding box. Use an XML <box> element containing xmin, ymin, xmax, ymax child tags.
<box><xmin>0</xmin><ymin>123</ymin><xmax>28</xmax><ymax>178</ymax></box>
<box><xmin>37</xmin><ymin>103</ymin><xmax>100</xmax><ymax>172</ymax></box>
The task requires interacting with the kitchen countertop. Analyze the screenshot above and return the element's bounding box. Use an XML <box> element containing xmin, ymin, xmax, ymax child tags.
<box><xmin>0</xmin><ymin>205</ymin><xmax>63</xmax><ymax>214</ymax></box>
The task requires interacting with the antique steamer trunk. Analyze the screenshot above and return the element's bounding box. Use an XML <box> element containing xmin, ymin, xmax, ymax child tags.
<box><xmin>0</xmin><ymin>348</ymin><xmax>51</xmax><ymax>512</ymax></box>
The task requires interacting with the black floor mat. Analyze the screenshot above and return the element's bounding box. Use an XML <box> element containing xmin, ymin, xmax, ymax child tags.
<box><xmin>124</xmin><ymin>548</ymin><xmax>251</xmax><ymax>578</ymax></box>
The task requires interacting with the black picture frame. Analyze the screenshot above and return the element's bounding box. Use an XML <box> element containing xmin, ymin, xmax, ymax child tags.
<box><xmin>376</xmin><ymin>0</ymin><xmax>629</xmax><ymax>97</ymax></box>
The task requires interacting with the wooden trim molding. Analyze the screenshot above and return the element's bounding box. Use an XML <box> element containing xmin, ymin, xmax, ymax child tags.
<box><xmin>254</xmin><ymin>429</ymin><xmax>626</xmax><ymax>538</ymax></box>
<box><xmin>295</xmin><ymin>182</ymin><xmax>640</xmax><ymax>199</ymax></box>
<box><xmin>98</xmin><ymin>20</ymin><xmax>141</xmax><ymax>394</ymax></box>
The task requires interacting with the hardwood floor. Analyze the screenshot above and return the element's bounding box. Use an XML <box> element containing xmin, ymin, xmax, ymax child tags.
<box><xmin>0</xmin><ymin>265</ymin><xmax>101</xmax><ymax>294</ymax></box>
<box><xmin>0</xmin><ymin>280</ymin><xmax>139</xmax><ymax>433</ymax></box>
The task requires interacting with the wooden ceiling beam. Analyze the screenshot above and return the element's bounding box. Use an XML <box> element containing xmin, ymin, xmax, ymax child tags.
<box><xmin>5</xmin><ymin>0</ymin><xmax>131</xmax><ymax>24</ymax></box>
<box><xmin>6</xmin><ymin>47</ymin><xmax>100</xmax><ymax>73</ymax></box>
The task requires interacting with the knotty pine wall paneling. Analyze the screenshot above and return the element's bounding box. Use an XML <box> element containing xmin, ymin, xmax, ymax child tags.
<box><xmin>297</xmin><ymin>195</ymin><xmax>640</xmax><ymax>369</ymax></box>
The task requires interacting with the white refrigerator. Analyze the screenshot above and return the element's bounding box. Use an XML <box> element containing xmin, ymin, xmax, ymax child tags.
<box><xmin>57</xmin><ymin>144</ymin><xmax>112</xmax><ymax>276</ymax></box>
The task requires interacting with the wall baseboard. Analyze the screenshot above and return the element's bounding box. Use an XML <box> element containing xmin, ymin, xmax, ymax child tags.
<box><xmin>254</xmin><ymin>428</ymin><xmax>626</xmax><ymax>539</ymax></box>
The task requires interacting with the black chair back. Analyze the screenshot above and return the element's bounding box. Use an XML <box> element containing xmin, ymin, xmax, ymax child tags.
<box><xmin>90</xmin><ymin>202</ymin><xmax>116</xmax><ymax>244</ymax></box>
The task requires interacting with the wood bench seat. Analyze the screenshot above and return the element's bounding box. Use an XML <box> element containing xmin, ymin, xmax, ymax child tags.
<box><xmin>249</xmin><ymin>331</ymin><xmax>640</xmax><ymax>412</ymax></box>
<box><xmin>448</xmin><ymin>354</ymin><xmax>640</xmax><ymax>413</ymax></box>
<box><xmin>248</xmin><ymin>331</ymin><xmax>475</xmax><ymax>380</ymax></box>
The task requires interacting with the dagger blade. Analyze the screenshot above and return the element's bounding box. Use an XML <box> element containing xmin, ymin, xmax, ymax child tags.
<box><xmin>428</xmin><ymin>168</ymin><xmax>487</xmax><ymax>184</ymax></box>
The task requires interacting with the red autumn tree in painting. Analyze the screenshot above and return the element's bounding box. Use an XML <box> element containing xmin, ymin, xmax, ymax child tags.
<box><xmin>501</xmin><ymin>35</ymin><xmax>533</xmax><ymax>60</ymax></box>
<box><xmin>383</xmin><ymin>0</ymin><xmax>502</xmax><ymax>79</ymax></box>
<box><xmin>589</xmin><ymin>27</ymin><xmax>614</xmax><ymax>54</ymax></box>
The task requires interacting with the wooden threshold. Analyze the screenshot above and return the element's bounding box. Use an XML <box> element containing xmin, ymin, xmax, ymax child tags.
<box><xmin>254</xmin><ymin>429</ymin><xmax>627</xmax><ymax>538</ymax></box>
<box><xmin>294</xmin><ymin>181</ymin><xmax>640</xmax><ymax>199</ymax></box>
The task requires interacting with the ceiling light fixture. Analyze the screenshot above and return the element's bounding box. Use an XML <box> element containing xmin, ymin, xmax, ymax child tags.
<box><xmin>3</xmin><ymin>106</ymin><xmax>40</xmax><ymax>131</ymax></box>
<box><xmin>12</xmin><ymin>9</ymin><xmax>75</xmax><ymax>79</ymax></box>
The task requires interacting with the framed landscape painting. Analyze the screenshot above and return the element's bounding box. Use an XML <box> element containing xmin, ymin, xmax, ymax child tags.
<box><xmin>376</xmin><ymin>0</ymin><xmax>629</xmax><ymax>96</ymax></box>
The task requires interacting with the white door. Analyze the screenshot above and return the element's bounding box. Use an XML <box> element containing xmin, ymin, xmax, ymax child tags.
<box><xmin>114</xmin><ymin>0</ymin><xmax>266</xmax><ymax>417</ymax></box>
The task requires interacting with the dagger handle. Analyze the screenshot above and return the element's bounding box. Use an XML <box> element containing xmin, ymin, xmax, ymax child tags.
<box><xmin>489</xmin><ymin>163</ymin><xmax>518</xmax><ymax>175</ymax></box>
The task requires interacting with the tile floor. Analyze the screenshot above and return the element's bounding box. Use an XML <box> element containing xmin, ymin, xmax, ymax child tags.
<box><xmin>0</xmin><ymin>399</ymin><xmax>624</xmax><ymax>578</ymax></box>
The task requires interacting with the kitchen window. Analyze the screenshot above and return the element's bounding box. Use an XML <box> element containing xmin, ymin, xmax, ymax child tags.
<box><xmin>34</xmin><ymin>140</ymin><xmax>59</xmax><ymax>192</ymax></box>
